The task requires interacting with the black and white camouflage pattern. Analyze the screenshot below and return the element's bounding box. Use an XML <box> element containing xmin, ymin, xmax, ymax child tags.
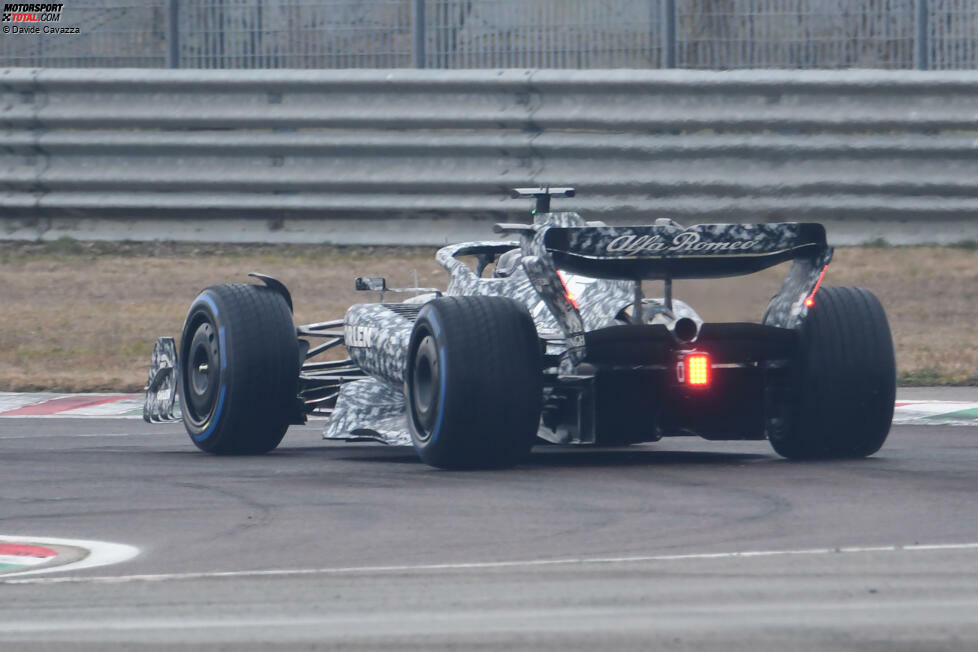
<box><xmin>322</xmin><ymin>376</ymin><xmax>568</xmax><ymax>446</ymax></box>
<box><xmin>143</xmin><ymin>337</ymin><xmax>178</xmax><ymax>423</ymax></box>
<box><xmin>324</xmin><ymin>211</ymin><xmax>830</xmax><ymax>445</ymax></box>
<box><xmin>522</xmin><ymin>254</ymin><xmax>588</xmax><ymax>369</ymax></box>
<box><xmin>763</xmin><ymin>248</ymin><xmax>834</xmax><ymax>329</ymax></box>
<box><xmin>436</xmin><ymin>227</ymin><xmax>638</xmax><ymax>336</ymax></box>
<box><xmin>344</xmin><ymin>303</ymin><xmax>418</xmax><ymax>385</ymax></box>
<box><xmin>321</xmin><ymin>377</ymin><xmax>411</xmax><ymax>445</ymax></box>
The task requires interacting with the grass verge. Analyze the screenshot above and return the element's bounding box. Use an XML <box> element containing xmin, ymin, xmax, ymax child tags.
<box><xmin>0</xmin><ymin>240</ymin><xmax>975</xmax><ymax>392</ymax></box>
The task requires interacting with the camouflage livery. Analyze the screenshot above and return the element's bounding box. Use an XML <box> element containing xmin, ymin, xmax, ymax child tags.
<box><xmin>332</xmin><ymin>219</ymin><xmax>643</xmax><ymax>444</ymax></box>
<box><xmin>763</xmin><ymin>251</ymin><xmax>833</xmax><ymax>329</ymax></box>
<box><xmin>143</xmin><ymin>337</ymin><xmax>177</xmax><ymax>423</ymax></box>
<box><xmin>343</xmin><ymin>303</ymin><xmax>420</xmax><ymax>386</ymax></box>
<box><xmin>324</xmin><ymin>207</ymin><xmax>830</xmax><ymax>445</ymax></box>
<box><xmin>322</xmin><ymin>378</ymin><xmax>412</xmax><ymax>445</ymax></box>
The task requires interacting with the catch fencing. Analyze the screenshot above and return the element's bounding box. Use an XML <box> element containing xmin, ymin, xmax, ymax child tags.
<box><xmin>1</xmin><ymin>0</ymin><xmax>978</xmax><ymax>70</ymax></box>
<box><xmin>2</xmin><ymin>68</ymin><xmax>977</xmax><ymax>244</ymax></box>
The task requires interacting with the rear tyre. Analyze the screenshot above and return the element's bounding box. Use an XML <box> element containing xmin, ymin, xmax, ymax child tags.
<box><xmin>405</xmin><ymin>296</ymin><xmax>543</xmax><ymax>470</ymax></box>
<box><xmin>769</xmin><ymin>286</ymin><xmax>895</xmax><ymax>460</ymax></box>
<box><xmin>180</xmin><ymin>283</ymin><xmax>299</xmax><ymax>454</ymax></box>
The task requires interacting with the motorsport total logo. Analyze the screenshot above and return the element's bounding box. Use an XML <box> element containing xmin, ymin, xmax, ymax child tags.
<box><xmin>2</xmin><ymin>3</ymin><xmax>79</xmax><ymax>34</ymax></box>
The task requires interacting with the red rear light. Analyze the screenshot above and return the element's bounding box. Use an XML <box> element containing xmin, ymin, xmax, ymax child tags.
<box><xmin>677</xmin><ymin>353</ymin><xmax>711</xmax><ymax>387</ymax></box>
<box><xmin>556</xmin><ymin>270</ymin><xmax>579</xmax><ymax>309</ymax></box>
<box><xmin>686</xmin><ymin>354</ymin><xmax>710</xmax><ymax>386</ymax></box>
<box><xmin>804</xmin><ymin>265</ymin><xmax>828</xmax><ymax>309</ymax></box>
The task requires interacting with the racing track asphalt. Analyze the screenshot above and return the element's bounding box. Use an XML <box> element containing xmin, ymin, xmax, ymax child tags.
<box><xmin>1</xmin><ymin>418</ymin><xmax>977</xmax><ymax>650</ymax></box>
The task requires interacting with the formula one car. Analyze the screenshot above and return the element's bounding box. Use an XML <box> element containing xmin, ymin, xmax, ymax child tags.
<box><xmin>144</xmin><ymin>187</ymin><xmax>896</xmax><ymax>469</ymax></box>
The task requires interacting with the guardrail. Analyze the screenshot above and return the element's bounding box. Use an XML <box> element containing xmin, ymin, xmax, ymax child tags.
<box><xmin>2</xmin><ymin>68</ymin><xmax>978</xmax><ymax>245</ymax></box>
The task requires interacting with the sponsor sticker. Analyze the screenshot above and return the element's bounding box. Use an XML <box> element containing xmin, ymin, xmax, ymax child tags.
<box><xmin>345</xmin><ymin>324</ymin><xmax>378</xmax><ymax>348</ymax></box>
<box><xmin>606</xmin><ymin>231</ymin><xmax>758</xmax><ymax>257</ymax></box>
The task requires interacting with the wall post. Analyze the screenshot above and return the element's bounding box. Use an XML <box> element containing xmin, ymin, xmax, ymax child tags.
<box><xmin>915</xmin><ymin>0</ymin><xmax>930</xmax><ymax>70</ymax></box>
<box><xmin>412</xmin><ymin>0</ymin><xmax>426</xmax><ymax>69</ymax></box>
<box><xmin>166</xmin><ymin>0</ymin><xmax>180</xmax><ymax>68</ymax></box>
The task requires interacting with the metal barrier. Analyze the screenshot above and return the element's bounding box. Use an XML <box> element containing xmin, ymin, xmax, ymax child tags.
<box><xmin>2</xmin><ymin>68</ymin><xmax>978</xmax><ymax>244</ymax></box>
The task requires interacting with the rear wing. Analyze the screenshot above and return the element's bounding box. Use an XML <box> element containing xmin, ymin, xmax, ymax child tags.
<box><xmin>538</xmin><ymin>223</ymin><xmax>829</xmax><ymax>281</ymax></box>
<box><xmin>496</xmin><ymin>189</ymin><xmax>834</xmax><ymax>369</ymax></box>
<box><xmin>495</xmin><ymin>219</ymin><xmax>833</xmax><ymax>366</ymax></box>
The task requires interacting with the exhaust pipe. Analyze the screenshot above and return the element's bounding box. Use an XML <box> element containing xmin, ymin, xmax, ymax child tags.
<box><xmin>644</xmin><ymin>300</ymin><xmax>702</xmax><ymax>344</ymax></box>
<box><xmin>673</xmin><ymin>317</ymin><xmax>700</xmax><ymax>344</ymax></box>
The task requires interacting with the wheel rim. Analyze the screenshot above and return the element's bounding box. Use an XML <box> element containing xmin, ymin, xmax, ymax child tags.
<box><xmin>411</xmin><ymin>334</ymin><xmax>440</xmax><ymax>442</ymax></box>
<box><xmin>184</xmin><ymin>319</ymin><xmax>221</xmax><ymax>426</ymax></box>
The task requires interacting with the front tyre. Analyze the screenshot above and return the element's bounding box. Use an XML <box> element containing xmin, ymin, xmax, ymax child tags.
<box><xmin>406</xmin><ymin>296</ymin><xmax>543</xmax><ymax>470</ymax></box>
<box><xmin>770</xmin><ymin>286</ymin><xmax>896</xmax><ymax>460</ymax></box>
<box><xmin>180</xmin><ymin>283</ymin><xmax>299</xmax><ymax>454</ymax></box>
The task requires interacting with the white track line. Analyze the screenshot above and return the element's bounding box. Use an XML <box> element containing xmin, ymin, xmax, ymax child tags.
<box><xmin>0</xmin><ymin>535</ymin><xmax>139</xmax><ymax>578</ymax></box>
<box><xmin>4</xmin><ymin>542</ymin><xmax>978</xmax><ymax>586</ymax></box>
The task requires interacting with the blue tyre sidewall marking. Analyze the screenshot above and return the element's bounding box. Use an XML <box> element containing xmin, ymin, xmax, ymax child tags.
<box><xmin>198</xmin><ymin>293</ymin><xmax>219</xmax><ymax>318</ymax></box>
<box><xmin>192</xmin><ymin>293</ymin><xmax>227</xmax><ymax>443</ymax></box>
<box><xmin>218</xmin><ymin>325</ymin><xmax>227</xmax><ymax>372</ymax></box>
<box><xmin>428</xmin><ymin>311</ymin><xmax>446</xmax><ymax>445</ymax></box>
<box><xmin>194</xmin><ymin>386</ymin><xmax>226</xmax><ymax>443</ymax></box>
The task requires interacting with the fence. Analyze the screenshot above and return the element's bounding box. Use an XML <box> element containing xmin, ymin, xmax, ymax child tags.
<box><xmin>2</xmin><ymin>68</ymin><xmax>978</xmax><ymax>245</ymax></box>
<box><xmin>1</xmin><ymin>0</ymin><xmax>978</xmax><ymax>70</ymax></box>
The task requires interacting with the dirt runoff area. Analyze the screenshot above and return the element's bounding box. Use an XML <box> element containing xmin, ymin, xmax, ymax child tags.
<box><xmin>0</xmin><ymin>240</ymin><xmax>976</xmax><ymax>392</ymax></box>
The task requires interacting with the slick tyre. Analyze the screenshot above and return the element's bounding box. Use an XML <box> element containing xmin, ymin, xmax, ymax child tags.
<box><xmin>179</xmin><ymin>283</ymin><xmax>299</xmax><ymax>454</ymax></box>
<box><xmin>770</xmin><ymin>286</ymin><xmax>896</xmax><ymax>460</ymax></box>
<box><xmin>405</xmin><ymin>296</ymin><xmax>543</xmax><ymax>470</ymax></box>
